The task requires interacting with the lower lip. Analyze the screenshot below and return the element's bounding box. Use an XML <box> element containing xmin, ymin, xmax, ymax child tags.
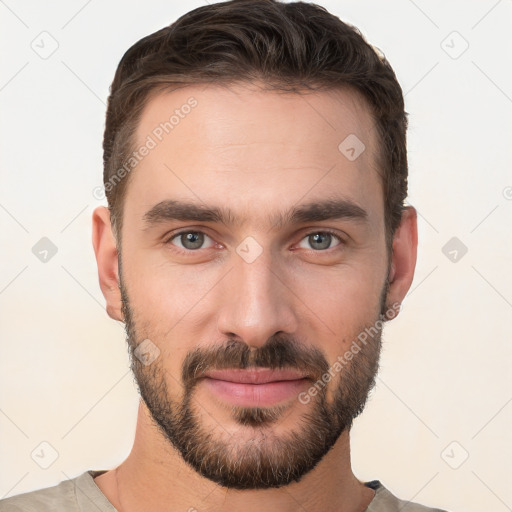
<box><xmin>202</xmin><ymin>377</ymin><xmax>309</xmax><ymax>407</ymax></box>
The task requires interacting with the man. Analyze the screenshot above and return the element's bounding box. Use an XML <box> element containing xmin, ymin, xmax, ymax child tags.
<box><xmin>0</xmin><ymin>1</ymin><xmax>449</xmax><ymax>511</ymax></box>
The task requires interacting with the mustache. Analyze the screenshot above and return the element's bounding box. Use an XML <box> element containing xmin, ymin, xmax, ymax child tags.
<box><xmin>181</xmin><ymin>334</ymin><xmax>329</xmax><ymax>391</ymax></box>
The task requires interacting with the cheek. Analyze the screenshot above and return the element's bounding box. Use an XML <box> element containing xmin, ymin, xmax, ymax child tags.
<box><xmin>124</xmin><ymin>246</ymin><xmax>210</xmax><ymax>315</ymax></box>
<box><xmin>299</xmin><ymin>269</ymin><xmax>384</xmax><ymax>362</ymax></box>
<box><xmin>301</xmin><ymin>264</ymin><xmax>384</xmax><ymax>321</ymax></box>
<box><xmin>121</xmin><ymin>254</ymin><xmax>216</xmax><ymax>369</ymax></box>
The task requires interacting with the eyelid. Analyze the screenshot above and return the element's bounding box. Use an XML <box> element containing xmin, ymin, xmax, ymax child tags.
<box><xmin>295</xmin><ymin>228</ymin><xmax>345</xmax><ymax>251</ymax></box>
<box><xmin>165</xmin><ymin>229</ymin><xmax>217</xmax><ymax>249</ymax></box>
<box><xmin>164</xmin><ymin>227</ymin><xmax>346</xmax><ymax>254</ymax></box>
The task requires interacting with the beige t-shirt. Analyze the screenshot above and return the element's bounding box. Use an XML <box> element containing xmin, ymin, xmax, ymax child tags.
<box><xmin>0</xmin><ymin>470</ymin><xmax>449</xmax><ymax>511</ymax></box>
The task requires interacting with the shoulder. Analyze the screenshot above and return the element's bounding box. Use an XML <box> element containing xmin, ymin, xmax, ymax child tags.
<box><xmin>365</xmin><ymin>480</ymin><xmax>450</xmax><ymax>512</ymax></box>
<box><xmin>0</xmin><ymin>477</ymin><xmax>77</xmax><ymax>512</ymax></box>
<box><xmin>0</xmin><ymin>471</ymin><xmax>114</xmax><ymax>512</ymax></box>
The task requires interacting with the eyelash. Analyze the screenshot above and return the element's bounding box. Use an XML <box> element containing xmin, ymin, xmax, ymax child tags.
<box><xmin>164</xmin><ymin>229</ymin><xmax>345</xmax><ymax>255</ymax></box>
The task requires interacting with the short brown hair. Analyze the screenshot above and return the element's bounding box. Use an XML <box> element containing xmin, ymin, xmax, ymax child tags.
<box><xmin>103</xmin><ymin>0</ymin><xmax>408</xmax><ymax>246</ymax></box>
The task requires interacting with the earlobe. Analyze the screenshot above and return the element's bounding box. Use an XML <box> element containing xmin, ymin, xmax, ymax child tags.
<box><xmin>92</xmin><ymin>206</ymin><xmax>123</xmax><ymax>322</ymax></box>
<box><xmin>385</xmin><ymin>206</ymin><xmax>418</xmax><ymax>319</ymax></box>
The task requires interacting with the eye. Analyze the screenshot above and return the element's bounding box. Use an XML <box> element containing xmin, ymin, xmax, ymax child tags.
<box><xmin>167</xmin><ymin>231</ymin><xmax>215</xmax><ymax>251</ymax></box>
<box><xmin>297</xmin><ymin>231</ymin><xmax>343</xmax><ymax>251</ymax></box>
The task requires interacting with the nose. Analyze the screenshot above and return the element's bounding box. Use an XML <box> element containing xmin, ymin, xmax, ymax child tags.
<box><xmin>216</xmin><ymin>250</ymin><xmax>299</xmax><ymax>349</ymax></box>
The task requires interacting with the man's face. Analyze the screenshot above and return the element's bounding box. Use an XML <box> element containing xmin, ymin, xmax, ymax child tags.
<box><xmin>118</xmin><ymin>83</ymin><xmax>389</xmax><ymax>489</ymax></box>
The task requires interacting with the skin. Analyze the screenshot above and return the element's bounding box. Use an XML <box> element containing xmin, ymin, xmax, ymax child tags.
<box><xmin>91</xmin><ymin>82</ymin><xmax>417</xmax><ymax>512</ymax></box>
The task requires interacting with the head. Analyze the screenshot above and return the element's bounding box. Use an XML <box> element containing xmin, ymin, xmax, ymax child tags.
<box><xmin>93</xmin><ymin>0</ymin><xmax>417</xmax><ymax>491</ymax></box>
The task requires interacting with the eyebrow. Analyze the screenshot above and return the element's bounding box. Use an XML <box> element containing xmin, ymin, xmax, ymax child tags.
<box><xmin>142</xmin><ymin>198</ymin><xmax>368</xmax><ymax>231</ymax></box>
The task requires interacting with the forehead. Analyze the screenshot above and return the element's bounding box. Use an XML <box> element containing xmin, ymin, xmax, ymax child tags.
<box><xmin>124</xmin><ymin>82</ymin><xmax>383</xmax><ymax>231</ymax></box>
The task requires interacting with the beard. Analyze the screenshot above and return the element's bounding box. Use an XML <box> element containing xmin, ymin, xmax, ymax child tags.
<box><xmin>120</xmin><ymin>275</ymin><xmax>388</xmax><ymax>490</ymax></box>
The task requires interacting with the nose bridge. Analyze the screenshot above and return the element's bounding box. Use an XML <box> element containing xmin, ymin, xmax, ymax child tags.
<box><xmin>216</xmin><ymin>246</ymin><xmax>297</xmax><ymax>348</ymax></box>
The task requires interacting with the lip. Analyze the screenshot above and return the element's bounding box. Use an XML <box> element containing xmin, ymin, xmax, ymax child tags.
<box><xmin>201</xmin><ymin>368</ymin><xmax>311</xmax><ymax>407</ymax></box>
<box><xmin>202</xmin><ymin>368</ymin><xmax>310</xmax><ymax>384</ymax></box>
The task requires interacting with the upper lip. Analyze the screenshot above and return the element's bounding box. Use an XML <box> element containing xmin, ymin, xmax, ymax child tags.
<box><xmin>202</xmin><ymin>368</ymin><xmax>309</xmax><ymax>384</ymax></box>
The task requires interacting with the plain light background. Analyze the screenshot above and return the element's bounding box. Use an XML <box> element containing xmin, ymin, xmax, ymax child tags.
<box><xmin>1</xmin><ymin>1</ymin><xmax>511</xmax><ymax>511</ymax></box>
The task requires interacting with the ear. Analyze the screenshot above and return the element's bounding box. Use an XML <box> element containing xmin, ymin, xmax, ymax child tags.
<box><xmin>385</xmin><ymin>206</ymin><xmax>418</xmax><ymax>319</ymax></box>
<box><xmin>92</xmin><ymin>206</ymin><xmax>123</xmax><ymax>322</ymax></box>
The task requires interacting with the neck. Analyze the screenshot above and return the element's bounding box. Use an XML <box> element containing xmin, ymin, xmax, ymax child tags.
<box><xmin>94</xmin><ymin>401</ymin><xmax>375</xmax><ymax>512</ymax></box>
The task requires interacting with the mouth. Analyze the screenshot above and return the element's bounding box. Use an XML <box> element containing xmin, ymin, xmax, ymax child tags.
<box><xmin>200</xmin><ymin>368</ymin><xmax>311</xmax><ymax>408</ymax></box>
